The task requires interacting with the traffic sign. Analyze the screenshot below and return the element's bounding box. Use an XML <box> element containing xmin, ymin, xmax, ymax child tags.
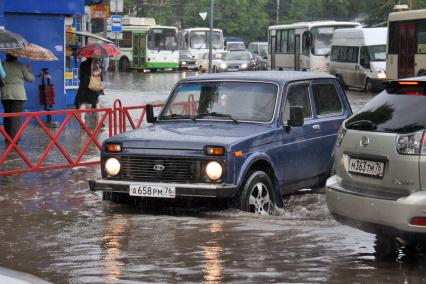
<box><xmin>111</xmin><ymin>15</ymin><xmax>122</xmax><ymax>33</ymax></box>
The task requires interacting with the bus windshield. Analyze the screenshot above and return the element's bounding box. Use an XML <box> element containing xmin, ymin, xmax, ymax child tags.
<box><xmin>367</xmin><ymin>45</ymin><xmax>386</xmax><ymax>61</ymax></box>
<box><xmin>190</xmin><ymin>31</ymin><xmax>223</xmax><ymax>49</ymax></box>
<box><xmin>311</xmin><ymin>26</ymin><xmax>336</xmax><ymax>56</ymax></box>
<box><xmin>148</xmin><ymin>28</ymin><xmax>178</xmax><ymax>51</ymax></box>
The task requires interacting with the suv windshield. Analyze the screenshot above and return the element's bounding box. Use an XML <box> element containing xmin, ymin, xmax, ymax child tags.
<box><xmin>346</xmin><ymin>83</ymin><xmax>426</xmax><ymax>133</ymax></box>
<box><xmin>160</xmin><ymin>81</ymin><xmax>277</xmax><ymax>122</ymax></box>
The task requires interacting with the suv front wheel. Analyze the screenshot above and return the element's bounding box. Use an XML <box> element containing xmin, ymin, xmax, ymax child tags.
<box><xmin>239</xmin><ymin>171</ymin><xmax>275</xmax><ymax>215</ymax></box>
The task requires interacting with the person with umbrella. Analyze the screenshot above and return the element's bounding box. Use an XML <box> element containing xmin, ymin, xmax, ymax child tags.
<box><xmin>0</xmin><ymin>28</ymin><xmax>29</xmax><ymax>143</ymax></box>
<box><xmin>74</xmin><ymin>57</ymin><xmax>103</xmax><ymax>126</ymax></box>
<box><xmin>1</xmin><ymin>54</ymin><xmax>34</xmax><ymax>142</ymax></box>
<box><xmin>74</xmin><ymin>43</ymin><xmax>120</xmax><ymax>126</ymax></box>
<box><xmin>1</xmin><ymin>42</ymin><xmax>56</xmax><ymax>142</ymax></box>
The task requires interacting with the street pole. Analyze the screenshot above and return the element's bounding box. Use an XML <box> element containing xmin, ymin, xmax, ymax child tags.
<box><xmin>276</xmin><ymin>0</ymin><xmax>280</xmax><ymax>25</ymax></box>
<box><xmin>208</xmin><ymin>0</ymin><xmax>214</xmax><ymax>73</ymax></box>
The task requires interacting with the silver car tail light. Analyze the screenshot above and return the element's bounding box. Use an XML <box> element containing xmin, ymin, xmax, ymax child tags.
<box><xmin>335</xmin><ymin>127</ymin><xmax>347</xmax><ymax>148</ymax></box>
<box><xmin>396</xmin><ymin>130</ymin><xmax>424</xmax><ymax>155</ymax></box>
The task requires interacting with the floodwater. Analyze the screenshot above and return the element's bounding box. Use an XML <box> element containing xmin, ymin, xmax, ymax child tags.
<box><xmin>1</xmin><ymin>71</ymin><xmax>426</xmax><ymax>283</ymax></box>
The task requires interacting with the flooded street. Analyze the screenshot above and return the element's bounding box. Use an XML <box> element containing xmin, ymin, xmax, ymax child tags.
<box><xmin>1</xmin><ymin>71</ymin><xmax>426</xmax><ymax>283</ymax></box>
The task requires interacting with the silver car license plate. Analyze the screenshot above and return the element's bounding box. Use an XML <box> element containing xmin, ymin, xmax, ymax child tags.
<box><xmin>348</xmin><ymin>158</ymin><xmax>384</xmax><ymax>177</ymax></box>
<box><xmin>129</xmin><ymin>184</ymin><xmax>176</xmax><ymax>198</ymax></box>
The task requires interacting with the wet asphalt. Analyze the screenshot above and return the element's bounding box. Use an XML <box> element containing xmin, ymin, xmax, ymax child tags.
<box><xmin>0</xmin><ymin>71</ymin><xmax>426</xmax><ymax>283</ymax></box>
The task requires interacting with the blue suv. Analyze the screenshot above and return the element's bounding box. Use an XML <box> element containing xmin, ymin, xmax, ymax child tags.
<box><xmin>90</xmin><ymin>71</ymin><xmax>352</xmax><ymax>214</ymax></box>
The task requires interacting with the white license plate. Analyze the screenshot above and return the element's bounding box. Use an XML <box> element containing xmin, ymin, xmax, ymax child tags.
<box><xmin>348</xmin><ymin>158</ymin><xmax>384</xmax><ymax>177</ymax></box>
<box><xmin>129</xmin><ymin>184</ymin><xmax>176</xmax><ymax>198</ymax></box>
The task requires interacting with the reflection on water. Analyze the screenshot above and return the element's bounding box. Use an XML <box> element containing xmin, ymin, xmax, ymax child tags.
<box><xmin>202</xmin><ymin>222</ymin><xmax>224</xmax><ymax>283</ymax></box>
<box><xmin>102</xmin><ymin>215</ymin><xmax>130</xmax><ymax>283</ymax></box>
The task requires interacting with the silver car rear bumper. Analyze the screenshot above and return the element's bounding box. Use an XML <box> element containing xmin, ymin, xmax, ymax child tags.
<box><xmin>326</xmin><ymin>175</ymin><xmax>426</xmax><ymax>234</ymax></box>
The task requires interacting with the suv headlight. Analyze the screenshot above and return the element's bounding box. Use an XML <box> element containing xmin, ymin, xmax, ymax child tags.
<box><xmin>220</xmin><ymin>62</ymin><xmax>227</xmax><ymax>69</ymax></box>
<box><xmin>105</xmin><ymin>157</ymin><xmax>121</xmax><ymax>176</ymax></box>
<box><xmin>240</xmin><ymin>63</ymin><xmax>248</xmax><ymax>69</ymax></box>
<box><xmin>205</xmin><ymin>161</ymin><xmax>223</xmax><ymax>181</ymax></box>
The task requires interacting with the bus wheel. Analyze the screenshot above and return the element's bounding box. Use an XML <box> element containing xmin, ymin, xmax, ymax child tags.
<box><xmin>365</xmin><ymin>78</ymin><xmax>374</xmax><ymax>93</ymax></box>
<box><xmin>119</xmin><ymin>57</ymin><xmax>130</xmax><ymax>72</ymax></box>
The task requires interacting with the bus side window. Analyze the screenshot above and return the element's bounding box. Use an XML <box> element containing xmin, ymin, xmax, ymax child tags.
<box><xmin>302</xmin><ymin>31</ymin><xmax>310</xmax><ymax>55</ymax></box>
<box><xmin>388</xmin><ymin>23</ymin><xmax>398</xmax><ymax>54</ymax></box>
<box><xmin>417</xmin><ymin>21</ymin><xmax>426</xmax><ymax>53</ymax></box>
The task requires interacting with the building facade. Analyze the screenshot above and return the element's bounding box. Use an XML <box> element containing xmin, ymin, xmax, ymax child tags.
<box><xmin>2</xmin><ymin>0</ymin><xmax>85</xmax><ymax>112</ymax></box>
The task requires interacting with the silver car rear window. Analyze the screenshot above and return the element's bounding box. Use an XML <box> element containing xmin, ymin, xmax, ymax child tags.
<box><xmin>346</xmin><ymin>85</ymin><xmax>426</xmax><ymax>133</ymax></box>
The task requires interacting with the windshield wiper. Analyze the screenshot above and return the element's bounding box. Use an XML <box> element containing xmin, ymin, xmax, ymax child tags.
<box><xmin>161</xmin><ymin>113</ymin><xmax>196</xmax><ymax>122</ymax></box>
<box><xmin>195</xmin><ymin>112</ymin><xmax>239</xmax><ymax>124</ymax></box>
<box><xmin>346</xmin><ymin>119</ymin><xmax>377</xmax><ymax>130</ymax></box>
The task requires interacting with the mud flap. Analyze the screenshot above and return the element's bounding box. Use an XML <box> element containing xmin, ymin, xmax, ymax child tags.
<box><xmin>273</xmin><ymin>178</ymin><xmax>284</xmax><ymax>208</ymax></box>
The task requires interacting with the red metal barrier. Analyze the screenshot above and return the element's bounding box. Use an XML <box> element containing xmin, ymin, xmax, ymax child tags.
<box><xmin>0</xmin><ymin>99</ymin><xmax>197</xmax><ymax>176</ymax></box>
<box><xmin>122</xmin><ymin>103</ymin><xmax>164</xmax><ymax>132</ymax></box>
<box><xmin>0</xmin><ymin>107</ymin><xmax>112</xmax><ymax>176</ymax></box>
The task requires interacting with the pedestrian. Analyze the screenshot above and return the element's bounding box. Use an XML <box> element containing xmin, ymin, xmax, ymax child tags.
<box><xmin>74</xmin><ymin>57</ymin><xmax>104</xmax><ymax>126</ymax></box>
<box><xmin>1</xmin><ymin>54</ymin><xmax>34</xmax><ymax>142</ymax></box>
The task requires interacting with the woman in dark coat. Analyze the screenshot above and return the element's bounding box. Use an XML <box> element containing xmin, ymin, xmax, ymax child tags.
<box><xmin>74</xmin><ymin>58</ymin><xmax>103</xmax><ymax>124</ymax></box>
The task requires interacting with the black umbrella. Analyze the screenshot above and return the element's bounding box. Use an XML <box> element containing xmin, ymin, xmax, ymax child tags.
<box><xmin>0</xmin><ymin>29</ymin><xmax>28</xmax><ymax>49</ymax></box>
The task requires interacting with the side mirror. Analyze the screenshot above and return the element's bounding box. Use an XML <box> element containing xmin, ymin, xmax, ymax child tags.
<box><xmin>288</xmin><ymin>106</ymin><xmax>304</xmax><ymax>127</ymax></box>
<box><xmin>146</xmin><ymin>104</ymin><xmax>157</xmax><ymax>123</ymax></box>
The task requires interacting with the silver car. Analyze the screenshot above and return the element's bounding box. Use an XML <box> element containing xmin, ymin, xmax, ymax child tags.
<box><xmin>197</xmin><ymin>51</ymin><xmax>227</xmax><ymax>73</ymax></box>
<box><xmin>326</xmin><ymin>78</ymin><xmax>426</xmax><ymax>248</ymax></box>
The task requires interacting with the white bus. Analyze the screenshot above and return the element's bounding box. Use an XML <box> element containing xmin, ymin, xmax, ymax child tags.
<box><xmin>387</xmin><ymin>9</ymin><xmax>426</xmax><ymax>79</ymax></box>
<box><xmin>268</xmin><ymin>21</ymin><xmax>361</xmax><ymax>72</ymax></box>
<box><xmin>178</xmin><ymin>28</ymin><xmax>224</xmax><ymax>60</ymax></box>
<box><xmin>113</xmin><ymin>17</ymin><xmax>179</xmax><ymax>71</ymax></box>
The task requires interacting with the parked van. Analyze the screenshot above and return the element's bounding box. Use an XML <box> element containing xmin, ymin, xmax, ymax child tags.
<box><xmin>330</xmin><ymin>27</ymin><xmax>387</xmax><ymax>92</ymax></box>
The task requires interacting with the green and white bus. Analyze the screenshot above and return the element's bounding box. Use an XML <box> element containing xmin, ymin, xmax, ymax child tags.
<box><xmin>114</xmin><ymin>18</ymin><xmax>179</xmax><ymax>71</ymax></box>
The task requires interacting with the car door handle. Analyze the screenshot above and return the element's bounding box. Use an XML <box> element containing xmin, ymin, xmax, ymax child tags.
<box><xmin>313</xmin><ymin>124</ymin><xmax>320</xmax><ymax>131</ymax></box>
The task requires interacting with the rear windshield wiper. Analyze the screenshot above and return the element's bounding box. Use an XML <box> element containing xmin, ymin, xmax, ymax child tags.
<box><xmin>195</xmin><ymin>112</ymin><xmax>239</xmax><ymax>124</ymax></box>
<box><xmin>346</xmin><ymin>119</ymin><xmax>377</xmax><ymax>130</ymax></box>
<box><xmin>160</xmin><ymin>113</ymin><xmax>196</xmax><ymax>122</ymax></box>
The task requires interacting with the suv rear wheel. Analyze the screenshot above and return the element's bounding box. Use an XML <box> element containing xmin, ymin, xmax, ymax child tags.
<box><xmin>239</xmin><ymin>171</ymin><xmax>275</xmax><ymax>215</ymax></box>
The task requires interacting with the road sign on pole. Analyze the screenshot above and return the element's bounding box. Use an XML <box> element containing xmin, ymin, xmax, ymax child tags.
<box><xmin>199</xmin><ymin>12</ymin><xmax>207</xmax><ymax>21</ymax></box>
<box><xmin>111</xmin><ymin>15</ymin><xmax>122</xmax><ymax>33</ymax></box>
